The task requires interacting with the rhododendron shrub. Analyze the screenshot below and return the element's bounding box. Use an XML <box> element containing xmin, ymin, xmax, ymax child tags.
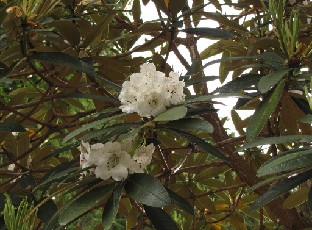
<box><xmin>1</xmin><ymin>0</ymin><xmax>312</xmax><ymax>229</ymax></box>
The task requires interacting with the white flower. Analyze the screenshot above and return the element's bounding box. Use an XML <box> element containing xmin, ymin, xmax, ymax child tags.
<box><xmin>7</xmin><ymin>164</ymin><xmax>15</xmax><ymax>171</ymax></box>
<box><xmin>79</xmin><ymin>140</ymin><xmax>155</xmax><ymax>181</ymax></box>
<box><xmin>119</xmin><ymin>63</ymin><xmax>185</xmax><ymax>118</ymax></box>
<box><xmin>89</xmin><ymin>142</ymin><xmax>134</xmax><ymax>181</ymax></box>
<box><xmin>129</xmin><ymin>144</ymin><xmax>155</xmax><ymax>173</ymax></box>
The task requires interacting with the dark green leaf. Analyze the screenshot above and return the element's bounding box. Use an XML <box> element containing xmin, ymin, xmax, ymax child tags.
<box><xmin>214</xmin><ymin>74</ymin><xmax>263</xmax><ymax>94</ymax></box>
<box><xmin>166</xmin><ymin>188</ymin><xmax>194</xmax><ymax>215</ymax></box>
<box><xmin>154</xmin><ymin>106</ymin><xmax>187</xmax><ymax>121</ymax></box>
<box><xmin>163</xmin><ymin>127</ymin><xmax>229</xmax><ymax>162</ymax></box>
<box><xmin>258</xmin><ymin>69</ymin><xmax>288</xmax><ymax>93</ymax></box>
<box><xmin>125</xmin><ymin>173</ymin><xmax>171</xmax><ymax>207</ymax></box>
<box><xmin>0</xmin><ymin>121</ymin><xmax>26</xmax><ymax>132</ymax></box>
<box><xmin>32</xmin><ymin>52</ymin><xmax>121</xmax><ymax>90</ymax></box>
<box><xmin>249</xmin><ymin>170</ymin><xmax>312</xmax><ymax>211</ymax></box>
<box><xmin>182</xmin><ymin>27</ymin><xmax>234</xmax><ymax>39</ymax></box>
<box><xmin>102</xmin><ymin>183</ymin><xmax>124</xmax><ymax>229</ymax></box>
<box><xmin>63</xmin><ymin>114</ymin><xmax>125</xmax><ymax>143</ymax></box>
<box><xmin>165</xmin><ymin>118</ymin><xmax>213</xmax><ymax>133</ymax></box>
<box><xmin>143</xmin><ymin>205</ymin><xmax>179</xmax><ymax>230</ymax></box>
<box><xmin>41</xmin><ymin>142</ymin><xmax>80</xmax><ymax>161</ymax></box>
<box><xmin>58</xmin><ymin>184</ymin><xmax>115</xmax><ymax>226</ymax></box>
<box><xmin>257</xmin><ymin>149</ymin><xmax>312</xmax><ymax>176</ymax></box>
<box><xmin>186</xmin><ymin>93</ymin><xmax>250</xmax><ymax>103</ymax></box>
<box><xmin>246</xmin><ymin>80</ymin><xmax>285</xmax><ymax>142</ymax></box>
<box><xmin>37</xmin><ymin>199</ymin><xmax>58</xmax><ymax>223</ymax></box>
<box><xmin>239</xmin><ymin>135</ymin><xmax>312</xmax><ymax>150</ymax></box>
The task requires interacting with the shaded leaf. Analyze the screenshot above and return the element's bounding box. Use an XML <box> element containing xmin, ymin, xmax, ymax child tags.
<box><xmin>182</xmin><ymin>27</ymin><xmax>235</xmax><ymax>39</ymax></box>
<box><xmin>246</xmin><ymin>80</ymin><xmax>285</xmax><ymax>141</ymax></box>
<box><xmin>165</xmin><ymin>118</ymin><xmax>213</xmax><ymax>133</ymax></box>
<box><xmin>37</xmin><ymin>199</ymin><xmax>58</xmax><ymax>223</ymax></box>
<box><xmin>102</xmin><ymin>183</ymin><xmax>124</xmax><ymax>229</ymax></box>
<box><xmin>59</xmin><ymin>184</ymin><xmax>115</xmax><ymax>225</ymax></box>
<box><xmin>0</xmin><ymin>121</ymin><xmax>26</xmax><ymax>132</ymax></box>
<box><xmin>154</xmin><ymin>106</ymin><xmax>187</xmax><ymax>122</ymax></box>
<box><xmin>143</xmin><ymin>205</ymin><xmax>179</xmax><ymax>230</ymax></box>
<box><xmin>51</xmin><ymin>20</ymin><xmax>80</xmax><ymax>46</ymax></box>
<box><xmin>166</xmin><ymin>188</ymin><xmax>194</xmax><ymax>215</ymax></box>
<box><xmin>249</xmin><ymin>169</ymin><xmax>312</xmax><ymax>211</ymax></box>
<box><xmin>213</xmin><ymin>74</ymin><xmax>263</xmax><ymax>93</ymax></box>
<box><xmin>125</xmin><ymin>173</ymin><xmax>171</xmax><ymax>207</ymax></box>
<box><xmin>258</xmin><ymin>69</ymin><xmax>288</xmax><ymax>93</ymax></box>
<box><xmin>257</xmin><ymin>148</ymin><xmax>312</xmax><ymax>176</ymax></box>
<box><xmin>239</xmin><ymin>135</ymin><xmax>312</xmax><ymax>150</ymax></box>
<box><xmin>163</xmin><ymin>127</ymin><xmax>229</xmax><ymax>162</ymax></box>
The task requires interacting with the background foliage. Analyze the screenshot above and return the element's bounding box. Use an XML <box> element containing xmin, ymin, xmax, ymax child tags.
<box><xmin>0</xmin><ymin>0</ymin><xmax>312</xmax><ymax>229</ymax></box>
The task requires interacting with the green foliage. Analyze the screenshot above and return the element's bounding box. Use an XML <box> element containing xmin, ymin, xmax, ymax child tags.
<box><xmin>4</xmin><ymin>195</ymin><xmax>36</xmax><ymax>230</ymax></box>
<box><xmin>0</xmin><ymin>0</ymin><xmax>312</xmax><ymax>229</ymax></box>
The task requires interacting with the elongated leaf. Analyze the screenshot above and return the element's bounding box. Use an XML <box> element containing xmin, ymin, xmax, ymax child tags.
<box><xmin>246</xmin><ymin>80</ymin><xmax>285</xmax><ymax>142</ymax></box>
<box><xmin>33</xmin><ymin>52</ymin><xmax>94</xmax><ymax>74</ymax></box>
<box><xmin>257</xmin><ymin>149</ymin><xmax>312</xmax><ymax>176</ymax></box>
<box><xmin>0</xmin><ymin>121</ymin><xmax>26</xmax><ymax>132</ymax></box>
<box><xmin>166</xmin><ymin>188</ymin><xmax>194</xmax><ymax>215</ymax></box>
<box><xmin>63</xmin><ymin>114</ymin><xmax>125</xmax><ymax>143</ymax></box>
<box><xmin>60</xmin><ymin>92</ymin><xmax>119</xmax><ymax>103</ymax></box>
<box><xmin>249</xmin><ymin>169</ymin><xmax>312</xmax><ymax>211</ymax></box>
<box><xmin>125</xmin><ymin>173</ymin><xmax>171</xmax><ymax>207</ymax></box>
<box><xmin>182</xmin><ymin>27</ymin><xmax>234</xmax><ymax>39</ymax></box>
<box><xmin>58</xmin><ymin>184</ymin><xmax>115</xmax><ymax>225</ymax></box>
<box><xmin>213</xmin><ymin>74</ymin><xmax>263</xmax><ymax>93</ymax></box>
<box><xmin>186</xmin><ymin>93</ymin><xmax>250</xmax><ymax>103</ymax></box>
<box><xmin>163</xmin><ymin>127</ymin><xmax>229</xmax><ymax>162</ymax></box>
<box><xmin>154</xmin><ymin>106</ymin><xmax>187</xmax><ymax>121</ymax></box>
<box><xmin>32</xmin><ymin>52</ymin><xmax>121</xmax><ymax>89</ymax></box>
<box><xmin>143</xmin><ymin>205</ymin><xmax>179</xmax><ymax>230</ymax></box>
<box><xmin>239</xmin><ymin>135</ymin><xmax>312</xmax><ymax>150</ymax></box>
<box><xmin>102</xmin><ymin>183</ymin><xmax>124</xmax><ymax>229</ymax></box>
<box><xmin>165</xmin><ymin>118</ymin><xmax>213</xmax><ymax>133</ymax></box>
<box><xmin>258</xmin><ymin>69</ymin><xmax>288</xmax><ymax>93</ymax></box>
<box><xmin>37</xmin><ymin>199</ymin><xmax>58</xmax><ymax>223</ymax></box>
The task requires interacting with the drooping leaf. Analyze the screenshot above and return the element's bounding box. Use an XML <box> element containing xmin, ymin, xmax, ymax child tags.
<box><xmin>163</xmin><ymin>127</ymin><xmax>229</xmax><ymax>162</ymax></box>
<box><xmin>132</xmin><ymin>0</ymin><xmax>141</xmax><ymax>23</ymax></box>
<box><xmin>239</xmin><ymin>135</ymin><xmax>312</xmax><ymax>150</ymax></box>
<box><xmin>249</xmin><ymin>169</ymin><xmax>312</xmax><ymax>211</ymax></box>
<box><xmin>102</xmin><ymin>183</ymin><xmax>124</xmax><ymax>229</ymax></box>
<box><xmin>154</xmin><ymin>106</ymin><xmax>187</xmax><ymax>121</ymax></box>
<box><xmin>258</xmin><ymin>69</ymin><xmax>288</xmax><ymax>93</ymax></box>
<box><xmin>257</xmin><ymin>148</ymin><xmax>312</xmax><ymax>176</ymax></box>
<box><xmin>0</xmin><ymin>121</ymin><xmax>26</xmax><ymax>132</ymax></box>
<box><xmin>182</xmin><ymin>27</ymin><xmax>235</xmax><ymax>39</ymax></box>
<box><xmin>50</xmin><ymin>20</ymin><xmax>80</xmax><ymax>46</ymax></box>
<box><xmin>166</xmin><ymin>188</ymin><xmax>194</xmax><ymax>215</ymax></box>
<box><xmin>246</xmin><ymin>80</ymin><xmax>285</xmax><ymax>142</ymax></box>
<box><xmin>143</xmin><ymin>205</ymin><xmax>179</xmax><ymax>230</ymax></box>
<box><xmin>165</xmin><ymin>118</ymin><xmax>213</xmax><ymax>133</ymax></box>
<box><xmin>58</xmin><ymin>183</ymin><xmax>115</xmax><ymax>226</ymax></box>
<box><xmin>125</xmin><ymin>173</ymin><xmax>171</xmax><ymax>207</ymax></box>
<box><xmin>60</xmin><ymin>92</ymin><xmax>119</xmax><ymax>103</ymax></box>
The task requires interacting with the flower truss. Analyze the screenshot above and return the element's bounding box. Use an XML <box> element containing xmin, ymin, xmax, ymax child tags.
<box><xmin>80</xmin><ymin>141</ymin><xmax>155</xmax><ymax>181</ymax></box>
<box><xmin>118</xmin><ymin>63</ymin><xmax>185</xmax><ymax>118</ymax></box>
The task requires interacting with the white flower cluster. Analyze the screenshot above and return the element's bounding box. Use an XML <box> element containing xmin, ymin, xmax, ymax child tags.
<box><xmin>119</xmin><ymin>63</ymin><xmax>185</xmax><ymax>118</ymax></box>
<box><xmin>80</xmin><ymin>141</ymin><xmax>154</xmax><ymax>181</ymax></box>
